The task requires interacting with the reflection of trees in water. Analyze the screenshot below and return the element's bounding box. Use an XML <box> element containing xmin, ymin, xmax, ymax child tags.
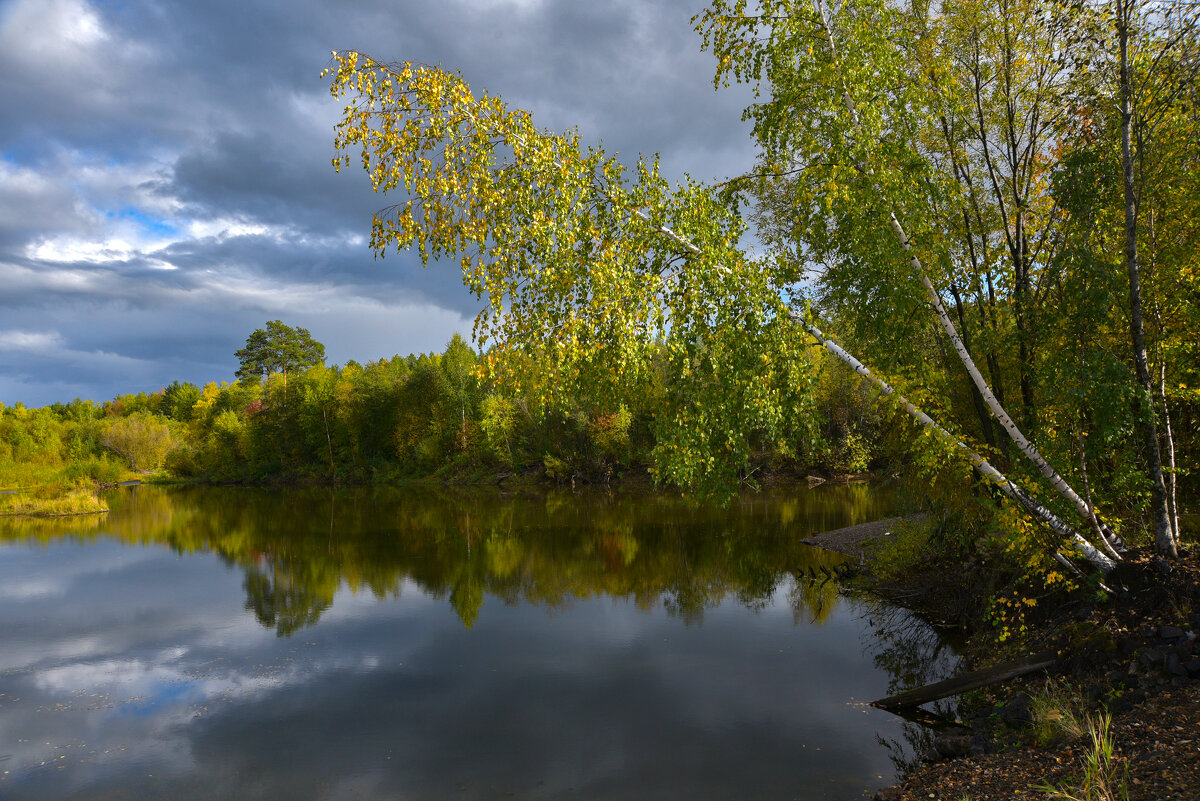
<box><xmin>859</xmin><ymin>601</ymin><xmax>963</xmax><ymax>779</ymax></box>
<box><xmin>0</xmin><ymin>484</ymin><xmax>896</xmax><ymax>636</ymax></box>
<box><xmin>243</xmin><ymin>558</ymin><xmax>336</xmax><ymax>637</ymax></box>
<box><xmin>787</xmin><ymin>568</ymin><xmax>842</xmax><ymax>625</ymax></box>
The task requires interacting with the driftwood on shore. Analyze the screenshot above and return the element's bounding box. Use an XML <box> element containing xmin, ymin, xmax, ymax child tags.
<box><xmin>871</xmin><ymin>650</ymin><xmax>1060</xmax><ymax>711</ymax></box>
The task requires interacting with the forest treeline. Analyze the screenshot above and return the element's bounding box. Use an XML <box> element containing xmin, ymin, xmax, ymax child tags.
<box><xmin>0</xmin><ymin>332</ymin><xmax>892</xmax><ymax>492</ymax></box>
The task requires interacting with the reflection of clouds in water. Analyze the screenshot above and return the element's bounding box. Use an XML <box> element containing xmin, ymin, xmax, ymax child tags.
<box><xmin>0</xmin><ymin>576</ymin><xmax>62</xmax><ymax>600</ymax></box>
<box><xmin>33</xmin><ymin>647</ymin><xmax>391</xmax><ymax>706</ymax></box>
<box><xmin>0</xmin><ymin>582</ymin><xmax>901</xmax><ymax>801</ymax></box>
<box><xmin>0</xmin><ymin>487</ymin><xmax>936</xmax><ymax>800</ymax></box>
<box><xmin>4</xmin><ymin>643</ymin><xmax>396</xmax><ymax>789</ymax></box>
<box><xmin>0</xmin><ymin>634</ymin><xmax>109</xmax><ymax>673</ymax></box>
<box><xmin>0</xmin><ymin>543</ymin><xmax>160</xmax><ymax>603</ymax></box>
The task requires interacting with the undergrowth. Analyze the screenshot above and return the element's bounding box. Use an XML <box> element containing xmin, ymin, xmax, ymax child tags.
<box><xmin>1036</xmin><ymin>713</ymin><xmax>1128</xmax><ymax>801</ymax></box>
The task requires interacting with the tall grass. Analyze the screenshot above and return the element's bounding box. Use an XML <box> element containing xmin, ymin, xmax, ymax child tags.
<box><xmin>1037</xmin><ymin>713</ymin><xmax>1127</xmax><ymax>801</ymax></box>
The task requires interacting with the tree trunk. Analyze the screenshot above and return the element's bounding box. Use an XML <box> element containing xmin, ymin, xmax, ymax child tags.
<box><xmin>1013</xmin><ymin>249</ymin><xmax>1036</xmax><ymax>433</ymax></box>
<box><xmin>1160</xmin><ymin>357</ymin><xmax>1180</xmax><ymax>545</ymax></box>
<box><xmin>951</xmin><ymin>283</ymin><xmax>998</xmax><ymax>450</ymax></box>
<box><xmin>322</xmin><ymin>406</ymin><xmax>335</xmax><ymax>479</ymax></box>
<box><xmin>800</xmin><ymin>318</ymin><xmax>1115</xmax><ymax>573</ymax></box>
<box><xmin>811</xmin><ymin>0</ymin><xmax>1124</xmax><ymax>550</ymax></box>
<box><xmin>1117</xmin><ymin>0</ymin><xmax>1176</xmax><ymax>558</ymax></box>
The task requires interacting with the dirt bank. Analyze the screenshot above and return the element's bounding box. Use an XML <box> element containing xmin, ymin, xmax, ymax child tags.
<box><xmin>799</xmin><ymin>514</ymin><xmax>926</xmax><ymax>560</ymax></box>
<box><xmin>865</xmin><ymin>546</ymin><xmax>1200</xmax><ymax>800</ymax></box>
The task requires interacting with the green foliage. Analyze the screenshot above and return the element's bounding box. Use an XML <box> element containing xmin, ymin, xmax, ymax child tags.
<box><xmin>1030</xmin><ymin>681</ymin><xmax>1088</xmax><ymax>747</ymax></box>
<box><xmin>324</xmin><ymin>51</ymin><xmax>821</xmax><ymax>494</ymax></box>
<box><xmin>479</xmin><ymin>393</ymin><xmax>517</xmax><ymax>465</ymax></box>
<box><xmin>1037</xmin><ymin>712</ymin><xmax>1128</xmax><ymax>801</ymax></box>
<box><xmin>162</xmin><ymin>381</ymin><xmax>202</xmax><ymax>422</ymax></box>
<box><xmin>62</xmin><ymin>455</ymin><xmax>125</xmax><ymax>485</ymax></box>
<box><xmin>101</xmin><ymin>413</ymin><xmax>173</xmax><ymax>472</ymax></box>
<box><xmin>235</xmin><ymin>320</ymin><xmax>326</xmax><ymax>384</ymax></box>
<box><xmin>866</xmin><ymin>518</ymin><xmax>936</xmax><ymax>586</ymax></box>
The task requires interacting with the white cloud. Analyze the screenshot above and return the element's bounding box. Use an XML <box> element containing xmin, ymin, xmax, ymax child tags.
<box><xmin>0</xmin><ymin>0</ymin><xmax>110</xmax><ymax>63</ymax></box>
<box><xmin>458</xmin><ymin>0</ymin><xmax>546</xmax><ymax>10</ymax></box>
<box><xmin>185</xmin><ymin>218</ymin><xmax>275</xmax><ymax>241</ymax></box>
<box><xmin>0</xmin><ymin>329</ymin><xmax>64</xmax><ymax>352</ymax></box>
<box><xmin>29</xmin><ymin>236</ymin><xmax>150</xmax><ymax>264</ymax></box>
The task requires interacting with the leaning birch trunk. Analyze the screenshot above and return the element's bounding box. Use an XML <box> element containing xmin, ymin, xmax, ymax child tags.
<box><xmin>627</xmin><ymin>191</ymin><xmax>1116</xmax><ymax>574</ymax></box>
<box><xmin>800</xmin><ymin>320</ymin><xmax>1116</xmax><ymax>574</ymax></box>
<box><xmin>811</xmin><ymin>0</ymin><xmax>1125</xmax><ymax>552</ymax></box>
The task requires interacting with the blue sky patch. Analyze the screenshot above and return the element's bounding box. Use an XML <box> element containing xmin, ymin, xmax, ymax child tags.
<box><xmin>107</xmin><ymin>207</ymin><xmax>179</xmax><ymax>238</ymax></box>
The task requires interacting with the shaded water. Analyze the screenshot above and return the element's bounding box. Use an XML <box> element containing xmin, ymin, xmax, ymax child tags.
<box><xmin>0</xmin><ymin>483</ymin><xmax>956</xmax><ymax>800</ymax></box>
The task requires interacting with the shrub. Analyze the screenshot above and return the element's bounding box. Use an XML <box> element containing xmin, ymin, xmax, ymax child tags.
<box><xmin>101</xmin><ymin>413</ymin><xmax>172</xmax><ymax>472</ymax></box>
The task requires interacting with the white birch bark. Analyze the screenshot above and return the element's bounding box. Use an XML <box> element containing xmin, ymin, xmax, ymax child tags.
<box><xmin>799</xmin><ymin>319</ymin><xmax>1116</xmax><ymax>573</ymax></box>
<box><xmin>1160</xmin><ymin>357</ymin><xmax>1180</xmax><ymax>545</ymax></box>
<box><xmin>811</xmin><ymin>0</ymin><xmax>1125</xmax><ymax>551</ymax></box>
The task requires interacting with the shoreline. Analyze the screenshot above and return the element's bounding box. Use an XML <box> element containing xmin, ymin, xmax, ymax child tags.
<box><xmin>799</xmin><ymin>514</ymin><xmax>926</xmax><ymax>561</ymax></box>
<box><xmin>838</xmin><ymin>524</ymin><xmax>1200</xmax><ymax>800</ymax></box>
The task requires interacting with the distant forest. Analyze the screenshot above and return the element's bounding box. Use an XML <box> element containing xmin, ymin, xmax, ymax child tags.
<box><xmin>0</xmin><ymin>327</ymin><xmax>889</xmax><ymax>493</ymax></box>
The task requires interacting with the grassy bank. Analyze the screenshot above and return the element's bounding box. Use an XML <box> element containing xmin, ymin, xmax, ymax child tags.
<box><xmin>0</xmin><ymin>480</ymin><xmax>109</xmax><ymax>516</ymax></box>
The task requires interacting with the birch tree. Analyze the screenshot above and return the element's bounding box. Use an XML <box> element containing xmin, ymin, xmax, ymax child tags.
<box><xmin>1049</xmin><ymin>0</ymin><xmax>1198</xmax><ymax>557</ymax></box>
<box><xmin>324</xmin><ymin>52</ymin><xmax>817</xmax><ymax>494</ymax></box>
<box><xmin>696</xmin><ymin>0</ymin><xmax>1172</xmax><ymax>557</ymax></box>
<box><xmin>1110</xmin><ymin>0</ymin><xmax>1198</xmax><ymax>558</ymax></box>
<box><xmin>323</xmin><ymin>52</ymin><xmax>1117</xmax><ymax>572</ymax></box>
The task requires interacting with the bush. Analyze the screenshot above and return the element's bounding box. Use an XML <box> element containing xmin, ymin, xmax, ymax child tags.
<box><xmin>62</xmin><ymin>455</ymin><xmax>125</xmax><ymax>484</ymax></box>
<box><xmin>831</xmin><ymin>431</ymin><xmax>871</xmax><ymax>473</ymax></box>
<box><xmin>101</xmin><ymin>413</ymin><xmax>172</xmax><ymax>472</ymax></box>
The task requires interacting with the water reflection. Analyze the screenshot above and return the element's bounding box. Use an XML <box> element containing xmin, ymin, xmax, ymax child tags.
<box><xmin>6</xmin><ymin>484</ymin><xmax>893</xmax><ymax>634</ymax></box>
<box><xmin>0</xmin><ymin>483</ymin><xmax>952</xmax><ymax>801</ymax></box>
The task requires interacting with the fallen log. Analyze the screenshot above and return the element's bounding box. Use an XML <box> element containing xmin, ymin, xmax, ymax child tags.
<box><xmin>871</xmin><ymin>650</ymin><xmax>1060</xmax><ymax>711</ymax></box>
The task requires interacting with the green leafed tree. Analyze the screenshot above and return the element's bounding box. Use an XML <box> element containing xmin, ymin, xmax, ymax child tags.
<box><xmin>235</xmin><ymin>320</ymin><xmax>326</xmax><ymax>386</ymax></box>
<box><xmin>322</xmin><ymin>47</ymin><xmax>1127</xmax><ymax>572</ymax></box>
<box><xmin>323</xmin><ymin>52</ymin><xmax>816</xmax><ymax>496</ymax></box>
<box><xmin>101</xmin><ymin>413</ymin><xmax>172</xmax><ymax>472</ymax></box>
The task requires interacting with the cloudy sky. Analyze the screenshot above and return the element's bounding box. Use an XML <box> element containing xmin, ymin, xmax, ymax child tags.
<box><xmin>0</xmin><ymin>0</ymin><xmax>756</xmax><ymax>406</ymax></box>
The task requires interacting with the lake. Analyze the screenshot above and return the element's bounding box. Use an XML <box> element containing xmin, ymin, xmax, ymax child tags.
<box><xmin>0</xmin><ymin>483</ymin><xmax>956</xmax><ymax>800</ymax></box>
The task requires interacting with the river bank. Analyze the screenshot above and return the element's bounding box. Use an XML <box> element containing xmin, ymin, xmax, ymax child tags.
<box><xmin>826</xmin><ymin>519</ymin><xmax>1200</xmax><ymax>800</ymax></box>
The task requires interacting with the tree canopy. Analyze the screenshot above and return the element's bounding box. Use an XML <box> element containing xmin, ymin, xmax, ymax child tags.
<box><xmin>323</xmin><ymin>51</ymin><xmax>816</xmax><ymax>494</ymax></box>
<box><xmin>322</xmin><ymin>0</ymin><xmax>1197</xmax><ymax>575</ymax></box>
<box><xmin>235</xmin><ymin>320</ymin><xmax>326</xmax><ymax>385</ymax></box>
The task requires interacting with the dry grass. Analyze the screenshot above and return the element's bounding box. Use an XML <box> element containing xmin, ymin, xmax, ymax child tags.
<box><xmin>0</xmin><ymin>481</ymin><xmax>108</xmax><ymax>517</ymax></box>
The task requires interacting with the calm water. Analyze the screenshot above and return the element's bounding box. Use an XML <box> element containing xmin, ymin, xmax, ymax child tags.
<box><xmin>0</xmin><ymin>483</ymin><xmax>955</xmax><ymax>800</ymax></box>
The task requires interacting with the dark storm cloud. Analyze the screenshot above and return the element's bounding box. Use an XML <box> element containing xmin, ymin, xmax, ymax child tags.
<box><xmin>0</xmin><ymin>0</ymin><xmax>757</xmax><ymax>406</ymax></box>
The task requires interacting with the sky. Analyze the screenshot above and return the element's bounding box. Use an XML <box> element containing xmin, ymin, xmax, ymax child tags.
<box><xmin>0</xmin><ymin>0</ymin><xmax>757</xmax><ymax>407</ymax></box>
